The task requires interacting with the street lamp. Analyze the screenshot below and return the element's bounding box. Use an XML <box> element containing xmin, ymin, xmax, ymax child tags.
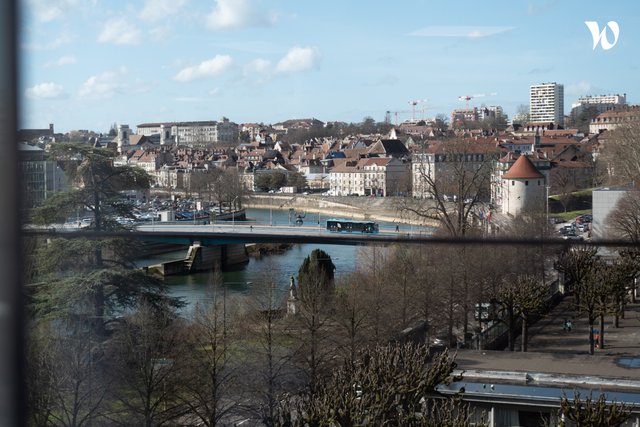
<box><xmin>545</xmin><ymin>184</ymin><xmax>550</xmax><ymax>225</ymax></box>
<box><xmin>231</xmin><ymin>196</ymin><xmax>239</xmax><ymax>230</ymax></box>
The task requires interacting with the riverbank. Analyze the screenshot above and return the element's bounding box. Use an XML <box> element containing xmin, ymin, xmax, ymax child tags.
<box><xmin>245</xmin><ymin>194</ymin><xmax>438</xmax><ymax>228</ymax></box>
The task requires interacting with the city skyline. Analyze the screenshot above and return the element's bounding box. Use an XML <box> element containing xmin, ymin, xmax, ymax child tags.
<box><xmin>20</xmin><ymin>0</ymin><xmax>640</xmax><ymax>133</ymax></box>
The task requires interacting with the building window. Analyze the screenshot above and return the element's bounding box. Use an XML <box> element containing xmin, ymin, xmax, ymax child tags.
<box><xmin>512</xmin><ymin>181</ymin><xmax>515</xmax><ymax>186</ymax></box>
<box><xmin>525</xmin><ymin>180</ymin><xmax>529</xmax><ymax>186</ymax></box>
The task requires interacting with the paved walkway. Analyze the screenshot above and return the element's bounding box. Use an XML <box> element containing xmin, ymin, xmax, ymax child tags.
<box><xmin>517</xmin><ymin>295</ymin><xmax>640</xmax><ymax>356</ymax></box>
<box><xmin>454</xmin><ymin>295</ymin><xmax>640</xmax><ymax>381</ymax></box>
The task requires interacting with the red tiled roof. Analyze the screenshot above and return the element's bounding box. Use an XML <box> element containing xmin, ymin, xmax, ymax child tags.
<box><xmin>502</xmin><ymin>155</ymin><xmax>544</xmax><ymax>179</ymax></box>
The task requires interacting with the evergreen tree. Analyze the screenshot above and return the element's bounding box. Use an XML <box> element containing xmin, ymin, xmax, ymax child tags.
<box><xmin>31</xmin><ymin>142</ymin><xmax>180</xmax><ymax>329</ymax></box>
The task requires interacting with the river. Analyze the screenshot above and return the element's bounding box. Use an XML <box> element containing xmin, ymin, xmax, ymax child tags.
<box><xmin>138</xmin><ymin>208</ymin><xmax>431</xmax><ymax>311</ymax></box>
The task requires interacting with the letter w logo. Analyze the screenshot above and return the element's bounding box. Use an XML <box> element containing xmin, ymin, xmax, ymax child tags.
<box><xmin>585</xmin><ymin>21</ymin><xmax>620</xmax><ymax>50</ymax></box>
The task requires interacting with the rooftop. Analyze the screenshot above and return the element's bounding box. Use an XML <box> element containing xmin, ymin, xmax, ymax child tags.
<box><xmin>502</xmin><ymin>155</ymin><xmax>544</xmax><ymax>179</ymax></box>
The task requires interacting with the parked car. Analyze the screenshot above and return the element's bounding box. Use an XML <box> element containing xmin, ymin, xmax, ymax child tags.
<box><xmin>559</xmin><ymin>224</ymin><xmax>575</xmax><ymax>235</ymax></box>
<box><xmin>576</xmin><ymin>214</ymin><xmax>593</xmax><ymax>223</ymax></box>
<box><xmin>577</xmin><ymin>222</ymin><xmax>590</xmax><ymax>232</ymax></box>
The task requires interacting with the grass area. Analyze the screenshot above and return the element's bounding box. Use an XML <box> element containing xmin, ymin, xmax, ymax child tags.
<box><xmin>548</xmin><ymin>188</ymin><xmax>593</xmax><ymax>214</ymax></box>
<box><xmin>548</xmin><ymin>188</ymin><xmax>594</xmax><ymax>200</ymax></box>
<box><xmin>551</xmin><ymin>209</ymin><xmax>592</xmax><ymax>222</ymax></box>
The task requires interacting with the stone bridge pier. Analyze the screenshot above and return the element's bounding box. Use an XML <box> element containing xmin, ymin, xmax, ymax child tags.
<box><xmin>148</xmin><ymin>242</ymin><xmax>248</xmax><ymax>276</ymax></box>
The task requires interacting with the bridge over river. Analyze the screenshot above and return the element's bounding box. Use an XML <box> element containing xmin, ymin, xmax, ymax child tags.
<box><xmin>134</xmin><ymin>222</ymin><xmax>431</xmax><ymax>246</ymax></box>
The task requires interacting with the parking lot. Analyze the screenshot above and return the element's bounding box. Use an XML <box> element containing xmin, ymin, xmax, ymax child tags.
<box><xmin>554</xmin><ymin>213</ymin><xmax>592</xmax><ymax>241</ymax></box>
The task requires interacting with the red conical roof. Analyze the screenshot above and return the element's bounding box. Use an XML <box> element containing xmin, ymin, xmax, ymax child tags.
<box><xmin>502</xmin><ymin>155</ymin><xmax>544</xmax><ymax>180</ymax></box>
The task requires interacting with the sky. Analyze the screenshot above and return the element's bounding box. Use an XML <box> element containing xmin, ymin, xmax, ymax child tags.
<box><xmin>19</xmin><ymin>0</ymin><xmax>640</xmax><ymax>134</ymax></box>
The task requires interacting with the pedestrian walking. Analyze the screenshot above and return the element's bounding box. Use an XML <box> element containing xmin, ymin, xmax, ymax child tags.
<box><xmin>566</xmin><ymin>319</ymin><xmax>572</xmax><ymax>332</ymax></box>
<box><xmin>395</xmin><ymin>224</ymin><xmax>400</xmax><ymax>232</ymax></box>
<box><xmin>563</xmin><ymin>318</ymin><xmax>568</xmax><ymax>332</ymax></box>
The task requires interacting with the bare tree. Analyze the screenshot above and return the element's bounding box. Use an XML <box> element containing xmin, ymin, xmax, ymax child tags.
<box><xmin>291</xmin><ymin>249</ymin><xmax>336</xmax><ymax>395</ymax></box>
<box><xmin>493</xmin><ymin>275</ymin><xmax>548</xmax><ymax>352</ymax></box>
<box><xmin>597</xmin><ymin>121</ymin><xmax>640</xmax><ymax>186</ymax></box>
<box><xmin>241</xmin><ymin>262</ymin><xmax>294</xmax><ymax>426</ymax></box>
<box><xmin>576</xmin><ymin>259</ymin><xmax>613</xmax><ymax>355</ymax></box>
<box><xmin>357</xmin><ymin>246</ymin><xmax>398</xmax><ymax>344</ymax></box>
<box><xmin>180</xmin><ymin>270</ymin><xmax>239</xmax><ymax>427</ymax></box>
<box><xmin>107</xmin><ymin>304</ymin><xmax>186</xmax><ymax>426</ymax></box>
<box><xmin>513</xmin><ymin>104</ymin><xmax>530</xmax><ymax>125</ymax></box>
<box><xmin>383</xmin><ymin>245</ymin><xmax>421</xmax><ymax>330</ymax></box>
<box><xmin>333</xmin><ymin>272</ymin><xmax>371</xmax><ymax>368</ymax></box>
<box><xmin>276</xmin><ymin>344</ymin><xmax>484</xmax><ymax>426</ymax></box>
<box><xmin>399</xmin><ymin>139</ymin><xmax>498</xmax><ymax>236</ymax></box>
<box><xmin>559</xmin><ymin>392</ymin><xmax>632</xmax><ymax>426</ymax></box>
<box><xmin>551</xmin><ymin>167</ymin><xmax>577</xmax><ymax>213</ymax></box>
<box><xmin>608</xmin><ymin>190</ymin><xmax>640</xmax><ymax>242</ymax></box>
<box><xmin>27</xmin><ymin>318</ymin><xmax>109</xmax><ymax>427</ymax></box>
<box><xmin>554</xmin><ymin>246</ymin><xmax>598</xmax><ymax>301</ymax></box>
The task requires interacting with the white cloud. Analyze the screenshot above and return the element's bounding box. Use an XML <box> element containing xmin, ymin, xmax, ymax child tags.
<box><xmin>244</xmin><ymin>58</ymin><xmax>271</xmax><ymax>75</ymax></box>
<box><xmin>27</xmin><ymin>0</ymin><xmax>79</xmax><ymax>23</ymax></box>
<box><xmin>98</xmin><ymin>18</ymin><xmax>141</xmax><ymax>45</ymax></box>
<box><xmin>275</xmin><ymin>47</ymin><xmax>320</xmax><ymax>74</ymax></box>
<box><xmin>173</xmin><ymin>96</ymin><xmax>203</xmax><ymax>102</ymax></box>
<box><xmin>566</xmin><ymin>81</ymin><xmax>599</xmax><ymax>96</ymax></box>
<box><xmin>78</xmin><ymin>67</ymin><xmax>128</xmax><ymax>99</ymax></box>
<box><xmin>139</xmin><ymin>0</ymin><xmax>189</xmax><ymax>22</ymax></box>
<box><xmin>174</xmin><ymin>55</ymin><xmax>233</xmax><ymax>82</ymax></box>
<box><xmin>150</xmin><ymin>26</ymin><xmax>171</xmax><ymax>42</ymax></box>
<box><xmin>45</xmin><ymin>55</ymin><xmax>76</xmax><ymax>68</ymax></box>
<box><xmin>25</xmin><ymin>82</ymin><xmax>65</xmax><ymax>99</ymax></box>
<box><xmin>409</xmin><ymin>26</ymin><xmax>515</xmax><ymax>38</ymax></box>
<box><xmin>206</xmin><ymin>0</ymin><xmax>274</xmax><ymax>30</ymax></box>
<box><xmin>23</xmin><ymin>32</ymin><xmax>74</xmax><ymax>51</ymax></box>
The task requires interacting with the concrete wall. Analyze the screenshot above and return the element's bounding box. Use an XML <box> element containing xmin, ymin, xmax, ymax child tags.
<box><xmin>246</xmin><ymin>194</ymin><xmax>434</xmax><ymax>227</ymax></box>
<box><xmin>222</xmin><ymin>244</ymin><xmax>249</xmax><ymax>269</ymax></box>
<box><xmin>592</xmin><ymin>187</ymin><xmax>629</xmax><ymax>240</ymax></box>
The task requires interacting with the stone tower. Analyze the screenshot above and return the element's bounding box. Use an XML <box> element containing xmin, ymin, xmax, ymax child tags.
<box><xmin>117</xmin><ymin>124</ymin><xmax>131</xmax><ymax>154</ymax></box>
<box><xmin>501</xmin><ymin>155</ymin><xmax>546</xmax><ymax>217</ymax></box>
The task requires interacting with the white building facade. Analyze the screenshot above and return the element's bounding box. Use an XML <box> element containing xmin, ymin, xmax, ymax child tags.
<box><xmin>330</xmin><ymin>157</ymin><xmax>409</xmax><ymax>196</ymax></box>
<box><xmin>137</xmin><ymin>118</ymin><xmax>239</xmax><ymax>145</ymax></box>
<box><xmin>591</xmin><ymin>187</ymin><xmax>630</xmax><ymax>240</ymax></box>
<box><xmin>571</xmin><ymin>93</ymin><xmax>626</xmax><ymax>117</ymax></box>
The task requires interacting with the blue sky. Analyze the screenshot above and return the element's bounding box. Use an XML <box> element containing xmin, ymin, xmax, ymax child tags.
<box><xmin>19</xmin><ymin>0</ymin><xmax>640</xmax><ymax>133</ymax></box>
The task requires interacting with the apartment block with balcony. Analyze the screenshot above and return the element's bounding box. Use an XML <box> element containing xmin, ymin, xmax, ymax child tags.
<box><xmin>529</xmin><ymin>82</ymin><xmax>564</xmax><ymax>127</ymax></box>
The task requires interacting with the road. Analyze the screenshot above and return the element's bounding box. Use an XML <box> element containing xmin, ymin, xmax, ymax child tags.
<box><xmin>133</xmin><ymin>222</ymin><xmax>432</xmax><ymax>246</ymax></box>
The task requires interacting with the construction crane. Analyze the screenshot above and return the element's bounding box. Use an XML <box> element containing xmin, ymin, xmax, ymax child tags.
<box><xmin>408</xmin><ymin>99</ymin><xmax>428</xmax><ymax>122</ymax></box>
<box><xmin>458</xmin><ymin>92</ymin><xmax>497</xmax><ymax>108</ymax></box>
<box><xmin>386</xmin><ymin>110</ymin><xmax>412</xmax><ymax>126</ymax></box>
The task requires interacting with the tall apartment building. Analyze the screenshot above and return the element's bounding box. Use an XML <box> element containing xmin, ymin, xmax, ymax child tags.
<box><xmin>529</xmin><ymin>82</ymin><xmax>564</xmax><ymax>126</ymax></box>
